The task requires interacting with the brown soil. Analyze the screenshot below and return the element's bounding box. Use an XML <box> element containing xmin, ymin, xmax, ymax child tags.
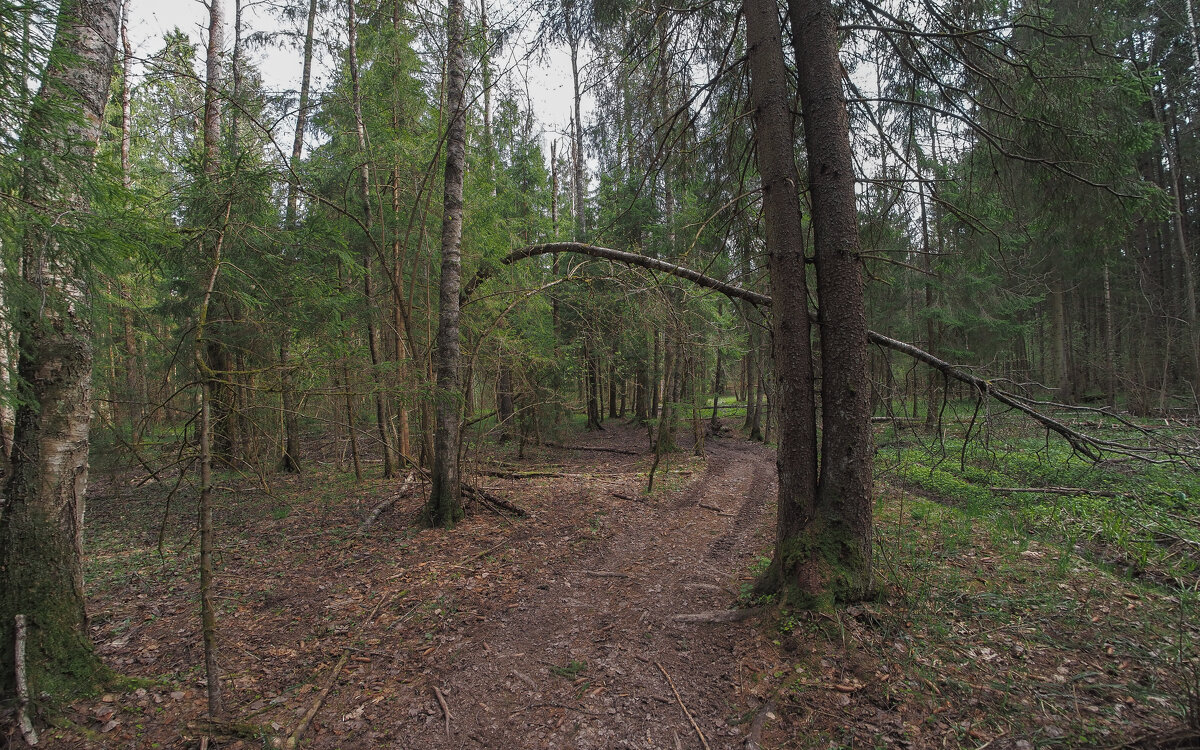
<box><xmin>48</xmin><ymin>422</ymin><xmax>781</xmax><ymax>749</ymax></box>
<box><xmin>28</xmin><ymin>421</ymin><xmax>1196</xmax><ymax>749</ymax></box>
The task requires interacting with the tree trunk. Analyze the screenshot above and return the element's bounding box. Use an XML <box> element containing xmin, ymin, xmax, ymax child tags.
<box><xmin>347</xmin><ymin>0</ymin><xmax>397</xmax><ymax>478</ymax></box>
<box><xmin>710</xmin><ymin>343</ymin><xmax>722</xmax><ymax>430</ymax></box>
<box><xmin>566</xmin><ymin>7</ymin><xmax>586</xmax><ymax>239</ymax></box>
<box><xmin>1104</xmin><ymin>263</ymin><xmax>1117</xmax><ymax>406</ymax></box>
<box><xmin>608</xmin><ymin>361</ymin><xmax>618</xmax><ymax>419</ymax></box>
<box><xmin>1050</xmin><ymin>276</ymin><xmax>1075</xmax><ymax>402</ymax></box>
<box><xmin>197</xmin><ymin>0</ymin><xmax>226</xmax><ymax>715</ymax></box>
<box><xmin>788</xmin><ymin>0</ymin><xmax>873</xmax><ymax>603</ymax></box>
<box><xmin>278</xmin><ymin>0</ymin><xmax>318</xmax><ymax>473</ymax></box>
<box><xmin>650</xmin><ymin>329</ymin><xmax>661</xmax><ymax>418</ymax></box>
<box><xmin>424</xmin><ymin>0</ymin><xmax>468</xmax><ymax>527</ymax></box>
<box><xmin>0</xmin><ymin>0</ymin><xmax>120</xmax><ymax>699</ymax></box>
<box><xmin>497</xmin><ymin>360</ymin><xmax>514</xmax><ymax>442</ymax></box>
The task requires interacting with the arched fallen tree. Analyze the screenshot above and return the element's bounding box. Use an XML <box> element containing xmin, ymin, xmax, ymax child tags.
<box><xmin>466</xmin><ymin>241</ymin><xmax>1200</xmax><ymax>466</ymax></box>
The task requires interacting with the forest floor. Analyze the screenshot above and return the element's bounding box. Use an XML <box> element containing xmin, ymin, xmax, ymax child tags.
<box><xmin>32</xmin><ymin>419</ymin><xmax>1200</xmax><ymax>749</ymax></box>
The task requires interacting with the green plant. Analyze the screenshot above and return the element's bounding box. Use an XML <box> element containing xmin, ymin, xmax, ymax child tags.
<box><xmin>550</xmin><ymin>659</ymin><xmax>588</xmax><ymax>678</ymax></box>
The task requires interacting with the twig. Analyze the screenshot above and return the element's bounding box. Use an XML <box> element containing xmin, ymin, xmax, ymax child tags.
<box><xmin>15</xmin><ymin>614</ymin><xmax>39</xmax><ymax>746</ymax></box>
<box><xmin>544</xmin><ymin>442</ymin><xmax>641</xmax><ymax>455</ymax></box>
<box><xmin>655</xmin><ymin>661</ymin><xmax>711</xmax><ymax>750</ymax></box>
<box><xmin>433</xmin><ymin>686</ymin><xmax>452</xmax><ymax>738</ymax></box>
<box><xmin>284</xmin><ymin>650</ymin><xmax>349</xmax><ymax>750</ymax></box>
<box><xmin>452</xmin><ymin>538</ymin><xmax>512</xmax><ymax>569</ymax></box>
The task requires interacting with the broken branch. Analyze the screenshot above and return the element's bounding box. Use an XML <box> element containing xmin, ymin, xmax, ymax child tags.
<box><xmin>656</xmin><ymin>661</ymin><xmax>712</xmax><ymax>750</ymax></box>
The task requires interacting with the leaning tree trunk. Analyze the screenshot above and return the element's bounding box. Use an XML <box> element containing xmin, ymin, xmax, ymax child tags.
<box><xmin>743</xmin><ymin>0</ymin><xmax>819</xmax><ymax>603</ymax></box>
<box><xmin>790</xmin><ymin>0</ymin><xmax>874</xmax><ymax>603</ymax></box>
<box><xmin>423</xmin><ymin>0</ymin><xmax>468</xmax><ymax>527</ymax></box>
<box><xmin>0</xmin><ymin>0</ymin><xmax>121</xmax><ymax>700</ymax></box>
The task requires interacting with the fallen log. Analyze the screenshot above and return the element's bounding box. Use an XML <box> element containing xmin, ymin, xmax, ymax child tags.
<box><xmin>464</xmin><ymin>241</ymin><xmax>1197</xmax><ymax>463</ymax></box>
<box><xmin>543</xmin><ymin>442</ymin><xmax>641</xmax><ymax>456</ymax></box>
<box><xmin>359</xmin><ymin>474</ymin><xmax>416</xmax><ymax>532</ymax></box>
<box><xmin>673</xmin><ymin>607</ymin><xmax>765</xmax><ymax>623</ymax></box>
<box><xmin>989</xmin><ymin>486</ymin><xmax>1120</xmax><ymax>498</ymax></box>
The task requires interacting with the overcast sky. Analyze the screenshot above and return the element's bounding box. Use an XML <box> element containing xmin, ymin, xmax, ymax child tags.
<box><xmin>125</xmin><ymin>0</ymin><xmax>588</xmax><ymax>154</ymax></box>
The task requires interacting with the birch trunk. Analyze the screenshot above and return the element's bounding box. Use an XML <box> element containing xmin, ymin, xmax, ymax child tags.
<box><xmin>0</xmin><ymin>0</ymin><xmax>121</xmax><ymax>700</ymax></box>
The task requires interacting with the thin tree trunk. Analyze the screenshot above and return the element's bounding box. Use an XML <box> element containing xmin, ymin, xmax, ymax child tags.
<box><xmin>566</xmin><ymin>5</ymin><xmax>585</xmax><ymax>239</ymax></box>
<box><xmin>1104</xmin><ymin>263</ymin><xmax>1117</xmax><ymax>406</ymax></box>
<box><xmin>497</xmin><ymin>358</ymin><xmax>514</xmax><ymax>442</ymax></box>
<box><xmin>278</xmin><ymin>0</ymin><xmax>318</xmax><ymax>473</ymax></box>
<box><xmin>197</xmin><ymin>0</ymin><xmax>225</xmax><ymax>715</ymax></box>
<box><xmin>650</xmin><ymin>329</ymin><xmax>661</xmax><ymax>418</ymax></box>
<box><xmin>608</xmin><ymin>361</ymin><xmax>618</xmax><ymax>419</ymax></box>
<box><xmin>118</xmin><ymin>6</ymin><xmax>145</xmax><ymax>437</ymax></box>
<box><xmin>424</xmin><ymin>0</ymin><xmax>468</xmax><ymax>527</ymax></box>
<box><xmin>347</xmin><ymin>0</ymin><xmax>397</xmax><ymax>477</ymax></box>
<box><xmin>710</xmin><ymin>344</ymin><xmax>722</xmax><ymax>429</ymax></box>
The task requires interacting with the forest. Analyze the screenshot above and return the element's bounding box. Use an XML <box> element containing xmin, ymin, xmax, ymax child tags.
<box><xmin>2</xmin><ymin>0</ymin><xmax>1200</xmax><ymax>746</ymax></box>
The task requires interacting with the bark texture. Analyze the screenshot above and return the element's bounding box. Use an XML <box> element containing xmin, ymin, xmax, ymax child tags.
<box><xmin>0</xmin><ymin>0</ymin><xmax>121</xmax><ymax>700</ymax></box>
<box><xmin>790</xmin><ymin>0</ymin><xmax>875</xmax><ymax>602</ymax></box>
<box><xmin>743</xmin><ymin>0</ymin><xmax>820</xmax><ymax>603</ymax></box>
<box><xmin>425</xmin><ymin>0</ymin><xmax>468</xmax><ymax>527</ymax></box>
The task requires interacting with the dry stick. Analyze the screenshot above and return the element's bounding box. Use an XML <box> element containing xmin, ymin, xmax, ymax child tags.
<box><xmin>988</xmin><ymin>486</ymin><xmax>1121</xmax><ymax>498</ymax></box>
<box><xmin>433</xmin><ymin>686</ymin><xmax>452</xmax><ymax>738</ymax></box>
<box><xmin>358</xmin><ymin>474</ymin><xmax>415</xmax><ymax>532</ymax></box>
<box><xmin>655</xmin><ymin>661</ymin><xmax>711</xmax><ymax>750</ymax></box>
<box><xmin>14</xmin><ymin>614</ymin><xmax>38</xmax><ymax>746</ymax></box>
<box><xmin>283</xmin><ymin>650</ymin><xmax>350</xmax><ymax>750</ymax></box>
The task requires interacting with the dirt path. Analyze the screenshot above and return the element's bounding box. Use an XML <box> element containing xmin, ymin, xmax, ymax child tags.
<box><xmin>65</xmin><ymin>425</ymin><xmax>780</xmax><ymax>749</ymax></box>
<box><xmin>362</xmin><ymin>432</ymin><xmax>778</xmax><ymax>749</ymax></box>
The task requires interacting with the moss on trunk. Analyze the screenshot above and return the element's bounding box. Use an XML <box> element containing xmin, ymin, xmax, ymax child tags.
<box><xmin>0</xmin><ymin>503</ymin><xmax>111</xmax><ymax>701</ymax></box>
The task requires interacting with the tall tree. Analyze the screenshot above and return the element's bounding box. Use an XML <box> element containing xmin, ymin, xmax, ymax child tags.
<box><xmin>789</xmin><ymin>0</ymin><xmax>875</xmax><ymax>601</ymax></box>
<box><xmin>424</xmin><ymin>0</ymin><xmax>469</xmax><ymax>527</ymax></box>
<box><xmin>279</xmin><ymin>0</ymin><xmax>319</xmax><ymax>474</ymax></box>
<box><xmin>743</xmin><ymin>0</ymin><xmax>817</xmax><ymax>600</ymax></box>
<box><xmin>196</xmin><ymin>0</ymin><xmax>226</xmax><ymax>716</ymax></box>
<box><xmin>0</xmin><ymin>0</ymin><xmax>121</xmax><ymax>699</ymax></box>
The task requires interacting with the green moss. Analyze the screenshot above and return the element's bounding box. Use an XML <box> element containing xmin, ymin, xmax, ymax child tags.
<box><xmin>770</xmin><ymin>521</ymin><xmax>873</xmax><ymax>611</ymax></box>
